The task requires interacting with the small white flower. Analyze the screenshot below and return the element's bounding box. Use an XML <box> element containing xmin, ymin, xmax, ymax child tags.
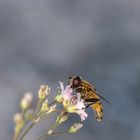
<box><xmin>55</xmin><ymin>81</ymin><xmax>73</xmax><ymax>107</ymax></box>
<box><xmin>59</xmin><ymin>81</ymin><xmax>73</xmax><ymax>100</ymax></box>
<box><xmin>66</xmin><ymin>93</ymin><xmax>88</xmax><ymax>121</ymax></box>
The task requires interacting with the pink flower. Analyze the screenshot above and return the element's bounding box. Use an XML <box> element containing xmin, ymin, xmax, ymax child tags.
<box><xmin>55</xmin><ymin>81</ymin><xmax>73</xmax><ymax>106</ymax></box>
<box><xmin>56</xmin><ymin>82</ymin><xmax>88</xmax><ymax>121</ymax></box>
<box><xmin>66</xmin><ymin>93</ymin><xmax>88</xmax><ymax>121</ymax></box>
<box><xmin>59</xmin><ymin>81</ymin><xmax>73</xmax><ymax>101</ymax></box>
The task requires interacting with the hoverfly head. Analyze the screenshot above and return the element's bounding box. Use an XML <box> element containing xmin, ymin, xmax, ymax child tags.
<box><xmin>69</xmin><ymin>76</ymin><xmax>82</xmax><ymax>89</ymax></box>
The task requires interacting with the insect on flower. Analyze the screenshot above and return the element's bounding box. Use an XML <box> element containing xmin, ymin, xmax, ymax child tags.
<box><xmin>69</xmin><ymin>76</ymin><xmax>111</xmax><ymax>121</ymax></box>
<box><xmin>56</xmin><ymin>81</ymin><xmax>88</xmax><ymax>121</ymax></box>
<box><xmin>55</xmin><ymin>81</ymin><xmax>73</xmax><ymax>107</ymax></box>
<box><xmin>65</xmin><ymin>93</ymin><xmax>88</xmax><ymax>121</ymax></box>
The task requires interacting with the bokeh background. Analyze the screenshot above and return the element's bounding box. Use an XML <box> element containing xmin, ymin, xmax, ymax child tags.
<box><xmin>0</xmin><ymin>0</ymin><xmax>140</xmax><ymax>140</ymax></box>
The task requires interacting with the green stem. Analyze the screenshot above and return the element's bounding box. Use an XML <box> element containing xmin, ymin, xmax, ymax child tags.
<box><xmin>36</xmin><ymin>128</ymin><xmax>68</xmax><ymax>140</ymax></box>
<box><xmin>48</xmin><ymin>100</ymin><xmax>56</xmax><ymax>106</ymax></box>
<box><xmin>17</xmin><ymin>100</ymin><xmax>57</xmax><ymax>140</ymax></box>
<box><xmin>51</xmin><ymin>131</ymin><xmax>68</xmax><ymax>136</ymax></box>
<box><xmin>17</xmin><ymin>99</ymin><xmax>42</xmax><ymax>140</ymax></box>
<box><xmin>13</xmin><ymin>128</ymin><xmax>22</xmax><ymax>140</ymax></box>
<box><xmin>36</xmin><ymin>114</ymin><xmax>61</xmax><ymax>140</ymax></box>
<box><xmin>34</xmin><ymin>100</ymin><xmax>44</xmax><ymax>118</ymax></box>
<box><xmin>37</xmin><ymin>132</ymin><xmax>49</xmax><ymax>140</ymax></box>
<box><xmin>18</xmin><ymin>122</ymin><xmax>35</xmax><ymax>140</ymax></box>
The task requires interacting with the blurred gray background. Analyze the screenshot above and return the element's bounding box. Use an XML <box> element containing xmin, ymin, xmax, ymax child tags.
<box><xmin>0</xmin><ymin>0</ymin><xmax>140</xmax><ymax>140</ymax></box>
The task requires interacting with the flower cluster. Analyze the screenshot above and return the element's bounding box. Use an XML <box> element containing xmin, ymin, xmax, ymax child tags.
<box><xmin>56</xmin><ymin>81</ymin><xmax>88</xmax><ymax>121</ymax></box>
<box><xmin>13</xmin><ymin>81</ymin><xmax>88</xmax><ymax>140</ymax></box>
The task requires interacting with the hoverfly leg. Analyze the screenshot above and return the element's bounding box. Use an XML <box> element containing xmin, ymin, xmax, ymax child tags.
<box><xmin>85</xmin><ymin>103</ymin><xmax>93</xmax><ymax>109</ymax></box>
<box><xmin>75</xmin><ymin>86</ymin><xmax>83</xmax><ymax>92</ymax></box>
<box><xmin>85</xmin><ymin>98</ymin><xmax>100</xmax><ymax>103</ymax></box>
<box><xmin>85</xmin><ymin>98</ymin><xmax>100</xmax><ymax>109</ymax></box>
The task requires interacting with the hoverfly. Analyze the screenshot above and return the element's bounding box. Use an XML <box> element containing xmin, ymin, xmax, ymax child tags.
<box><xmin>69</xmin><ymin>76</ymin><xmax>111</xmax><ymax>121</ymax></box>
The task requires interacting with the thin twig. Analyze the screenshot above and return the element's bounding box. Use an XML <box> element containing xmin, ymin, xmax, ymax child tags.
<box><xmin>37</xmin><ymin>132</ymin><xmax>49</xmax><ymax>140</ymax></box>
<box><xmin>36</xmin><ymin>111</ymin><xmax>62</xmax><ymax>140</ymax></box>
<box><xmin>48</xmin><ymin>100</ymin><xmax>56</xmax><ymax>106</ymax></box>
<box><xmin>34</xmin><ymin>100</ymin><xmax>44</xmax><ymax>118</ymax></box>
<box><xmin>51</xmin><ymin>131</ymin><xmax>68</xmax><ymax>136</ymax></box>
<box><xmin>18</xmin><ymin>122</ymin><xmax>35</xmax><ymax>140</ymax></box>
<box><xmin>17</xmin><ymin>100</ymin><xmax>57</xmax><ymax>140</ymax></box>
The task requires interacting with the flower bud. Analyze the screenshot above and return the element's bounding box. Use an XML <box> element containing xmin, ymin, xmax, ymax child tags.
<box><xmin>14</xmin><ymin>113</ymin><xmax>24</xmax><ymax>125</ymax></box>
<box><xmin>20</xmin><ymin>93</ymin><xmax>33</xmax><ymax>110</ymax></box>
<box><xmin>55</xmin><ymin>94</ymin><xmax>63</xmax><ymax>103</ymax></box>
<box><xmin>47</xmin><ymin>104</ymin><xmax>57</xmax><ymax>114</ymax></box>
<box><xmin>25</xmin><ymin>109</ymin><xmax>34</xmax><ymax>120</ymax></box>
<box><xmin>24</xmin><ymin>92</ymin><xmax>33</xmax><ymax>103</ymax></box>
<box><xmin>38</xmin><ymin>85</ymin><xmax>50</xmax><ymax>100</ymax></box>
<box><xmin>56</xmin><ymin>112</ymin><xmax>68</xmax><ymax>124</ymax></box>
<box><xmin>33</xmin><ymin>117</ymin><xmax>40</xmax><ymax>123</ymax></box>
<box><xmin>47</xmin><ymin>130</ymin><xmax>53</xmax><ymax>136</ymax></box>
<box><xmin>20</xmin><ymin>99</ymin><xmax>29</xmax><ymax>110</ymax></box>
<box><xmin>14</xmin><ymin>113</ymin><xmax>24</xmax><ymax>135</ymax></box>
<box><xmin>41</xmin><ymin>99</ymin><xmax>49</xmax><ymax>112</ymax></box>
<box><xmin>68</xmin><ymin>123</ymin><xmax>83</xmax><ymax>133</ymax></box>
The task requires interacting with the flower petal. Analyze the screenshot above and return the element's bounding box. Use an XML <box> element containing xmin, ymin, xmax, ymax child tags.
<box><xmin>76</xmin><ymin>110</ymin><xmax>88</xmax><ymax>121</ymax></box>
<box><xmin>59</xmin><ymin>81</ymin><xmax>64</xmax><ymax>91</ymax></box>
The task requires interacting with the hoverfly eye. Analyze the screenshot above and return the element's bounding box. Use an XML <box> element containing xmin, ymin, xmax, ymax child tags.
<box><xmin>73</xmin><ymin>79</ymin><xmax>79</xmax><ymax>85</ymax></box>
<box><xmin>72</xmin><ymin>76</ymin><xmax>81</xmax><ymax>88</ymax></box>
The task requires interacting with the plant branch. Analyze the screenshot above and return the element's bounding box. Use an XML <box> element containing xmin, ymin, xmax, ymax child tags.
<box><xmin>48</xmin><ymin>100</ymin><xmax>56</xmax><ymax>106</ymax></box>
<box><xmin>18</xmin><ymin>122</ymin><xmax>35</xmax><ymax>140</ymax></box>
<box><xmin>51</xmin><ymin>131</ymin><xmax>68</xmax><ymax>136</ymax></box>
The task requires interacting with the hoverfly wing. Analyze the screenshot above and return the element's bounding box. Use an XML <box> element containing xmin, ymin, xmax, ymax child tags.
<box><xmin>96</xmin><ymin>92</ymin><xmax>112</xmax><ymax>105</ymax></box>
